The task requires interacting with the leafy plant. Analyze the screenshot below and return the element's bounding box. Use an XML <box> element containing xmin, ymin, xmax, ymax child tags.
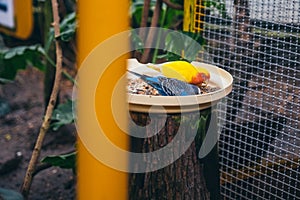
<box><xmin>50</xmin><ymin>99</ymin><xmax>75</xmax><ymax>131</ymax></box>
<box><xmin>129</xmin><ymin>0</ymin><xmax>229</xmax><ymax>63</ymax></box>
<box><xmin>18</xmin><ymin>2</ymin><xmax>77</xmax><ymax>198</ymax></box>
<box><xmin>158</xmin><ymin>31</ymin><xmax>206</xmax><ymax>61</ymax></box>
<box><xmin>45</xmin><ymin>12</ymin><xmax>77</xmax><ymax>52</ymax></box>
<box><xmin>0</xmin><ymin>11</ymin><xmax>77</xmax><ymax>84</ymax></box>
<box><xmin>0</xmin><ymin>45</ymin><xmax>46</xmax><ymax>82</ymax></box>
<box><xmin>0</xmin><ymin>0</ymin><xmax>77</xmax><ymax>198</ymax></box>
<box><xmin>41</xmin><ymin>151</ymin><xmax>76</xmax><ymax>173</ymax></box>
<box><xmin>130</xmin><ymin>29</ymin><xmax>145</xmax><ymax>53</ymax></box>
<box><xmin>162</xmin><ymin>5</ymin><xmax>184</xmax><ymax>28</ymax></box>
<box><xmin>130</xmin><ymin>0</ymin><xmax>185</xmax><ymax>63</ymax></box>
<box><xmin>130</xmin><ymin>0</ymin><xmax>156</xmax><ymax>28</ymax></box>
<box><xmin>130</xmin><ymin>0</ymin><xmax>184</xmax><ymax>28</ymax></box>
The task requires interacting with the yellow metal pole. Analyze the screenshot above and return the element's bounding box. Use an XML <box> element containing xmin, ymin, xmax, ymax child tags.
<box><xmin>183</xmin><ymin>0</ymin><xmax>205</xmax><ymax>33</ymax></box>
<box><xmin>77</xmin><ymin>1</ymin><xmax>129</xmax><ymax>199</ymax></box>
<box><xmin>183</xmin><ymin>0</ymin><xmax>193</xmax><ymax>32</ymax></box>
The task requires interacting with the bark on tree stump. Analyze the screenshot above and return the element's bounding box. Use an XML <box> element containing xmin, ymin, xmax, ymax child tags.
<box><xmin>128</xmin><ymin>107</ymin><xmax>220</xmax><ymax>200</ymax></box>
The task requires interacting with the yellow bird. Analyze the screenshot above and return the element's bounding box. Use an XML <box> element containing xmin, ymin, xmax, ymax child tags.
<box><xmin>150</xmin><ymin>61</ymin><xmax>210</xmax><ymax>86</ymax></box>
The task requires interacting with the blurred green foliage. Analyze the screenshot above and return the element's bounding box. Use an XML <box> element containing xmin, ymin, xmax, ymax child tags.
<box><xmin>41</xmin><ymin>151</ymin><xmax>76</xmax><ymax>173</ymax></box>
<box><xmin>0</xmin><ymin>11</ymin><xmax>76</xmax><ymax>83</ymax></box>
<box><xmin>50</xmin><ymin>99</ymin><xmax>75</xmax><ymax>131</ymax></box>
<box><xmin>0</xmin><ymin>45</ymin><xmax>45</xmax><ymax>83</ymax></box>
<box><xmin>130</xmin><ymin>0</ymin><xmax>206</xmax><ymax>62</ymax></box>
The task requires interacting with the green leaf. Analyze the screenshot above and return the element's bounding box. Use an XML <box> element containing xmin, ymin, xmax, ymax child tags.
<box><xmin>163</xmin><ymin>8</ymin><xmax>183</xmax><ymax>28</ymax></box>
<box><xmin>130</xmin><ymin>30</ymin><xmax>145</xmax><ymax>52</ymax></box>
<box><xmin>45</xmin><ymin>12</ymin><xmax>77</xmax><ymax>52</ymax></box>
<box><xmin>0</xmin><ymin>45</ymin><xmax>46</xmax><ymax>81</ymax></box>
<box><xmin>59</xmin><ymin>29</ymin><xmax>76</xmax><ymax>41</ymax></box>
<box><xmin>45</xmin><ymin>28</ymin><xmax>54</xmax><ymax>52</ymax></box>
<box><xmin>0</xmin><ymin>78</ymin><xmax>13</xmax><ymax>84</ymax></box>
<box><xmin>163</xmin><ymin>31</ymin><xmax>204</xmax><ymax>61</ymax></box>
<box><xmin>60</xmin><ymin>12</ymin><xmax>76</xmax><ymax>30</ymax></box>
<box><xmin>130</xmin><ymin>6</ymin><xmax>143</xmax><ymax>27</ymax></box>
<box><xmin>41</xmin><ymin>152</ymin><xmax>76</xmax><ymax>172</ymax></box>
<box><xmin>59</xmin><ymin>12</ymin><xmax>77</xmax><ymax>42</ymax></box>
<box><xmin>3</xmin><ymin>46</ymin><xmax>27</xmax><ymax>59</ymax></box>
<box><xmin>50</xmin><ymin>99</ymin><xmax>75</xmax><ymax>131</ymax></box>
<box><xmin>130</xmin><ymin>0</ymin><xmax>156</xmax><ymax>28</ymax></box>
<box><xmin>0</xmin><ymin>187</ymin><xmax>23</xmax><ymax>200</ymax></box>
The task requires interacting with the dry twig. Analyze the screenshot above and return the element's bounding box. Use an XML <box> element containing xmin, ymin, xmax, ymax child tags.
<box><xmin>139</xmin><ymin>0</ymin><xmax>151</xmax><ymax>41</ymax></box>
<box><xmin>21</xmin><ymin>0</ymin><xmax>63</xmax><ymax>198</ymax></box>
<box><xmin>140</xmin><ymin>0</ymin><xmax>163</xmax><ymax>63</ymax></box>
<box><xmin>162</xmin><ymin>0</ymin><xmax>183</xmax><ymax>10</ymax></box>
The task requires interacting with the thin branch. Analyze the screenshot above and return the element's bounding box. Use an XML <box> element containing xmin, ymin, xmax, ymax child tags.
<box><xmin>162</xmin><ymin>0</ymin><xmax>183</xmax><ymax>10</ymax></box>
<box><xmin>139</xmin><ymin>0</ymin><xmax>151</xmax><ymax>41</ymax></box>
<box><xmin>21</xmin><ymin>0</ymin><xmax>63</xmax><ymax>199</ymax></box>
<box><xmin>140</xmin><ymin>0</ymin><xmax>163</xmax><ymax>63</ymax></box>
<box><xmin>32</xmin><ymin>163</ymin><xmax>53</xmax><ymax>177</ymax></box>
<box><xmin>44</xmin><ymin>52</ymin><xmax>77</xmax><ymax>85</ymax></box>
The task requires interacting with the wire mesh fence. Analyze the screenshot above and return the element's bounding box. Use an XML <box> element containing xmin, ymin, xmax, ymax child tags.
<box><xmin>193</xmin><ymin>0</ymin><xmax>300</xmax><ymax>199</ymax></box>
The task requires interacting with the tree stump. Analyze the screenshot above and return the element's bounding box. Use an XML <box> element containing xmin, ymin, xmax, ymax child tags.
<box><xmin>129</xmin><ymin>106</ymin><xmax>220</xmax><ymax>199</ymax></box>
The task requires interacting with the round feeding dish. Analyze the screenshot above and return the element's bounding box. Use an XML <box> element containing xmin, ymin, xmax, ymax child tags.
<box><xmin>127</xmin><ymin>59</ymin><xmax>233</xmax><ymax>113</ymax></box>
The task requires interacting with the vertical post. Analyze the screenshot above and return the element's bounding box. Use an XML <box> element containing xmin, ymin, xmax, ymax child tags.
<box><xmin>183</xmin><ymin>0</ymin><xmax>205</xmax><ymax>33</ymax></box>
<box><xmin>77</xmin><ymin>1</ymin><xmax>129</xmax><ymax>199</ymax></box>
<box><xmin>183</xmin><ymin>0</ymin><xmax>194</xmax><ymax>32</ymax></box>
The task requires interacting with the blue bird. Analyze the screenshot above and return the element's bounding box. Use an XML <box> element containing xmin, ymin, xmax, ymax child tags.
<box><xmin>128</xmin><ymin>70</ymin><xmax>201</xmax><ymax>96</ymax></box>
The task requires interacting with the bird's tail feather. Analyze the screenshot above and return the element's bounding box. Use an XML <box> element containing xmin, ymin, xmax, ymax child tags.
<box><xmin>127</xmin><ymin>70</ymin><xmax>167</xmax><ymax>95</ymax></box>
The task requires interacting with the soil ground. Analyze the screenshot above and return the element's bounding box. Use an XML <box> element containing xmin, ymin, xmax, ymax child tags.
<box><xmin>0</xmin><ymin>67</ymin><xmax>76</xmax><ymax>200</ymax></box>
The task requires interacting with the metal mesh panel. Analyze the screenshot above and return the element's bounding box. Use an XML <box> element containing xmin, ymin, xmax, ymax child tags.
<box><xmin>194</xmin><ymin>0</ymin><xmax>300</xmax><ymax>199</ymax></box>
